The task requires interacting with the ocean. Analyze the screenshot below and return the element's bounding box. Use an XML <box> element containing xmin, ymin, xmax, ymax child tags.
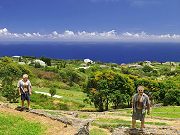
<box><xmin>0</xmin><ymin>42</ymin><xmax>179</xmax><ymax>64</ymax></box>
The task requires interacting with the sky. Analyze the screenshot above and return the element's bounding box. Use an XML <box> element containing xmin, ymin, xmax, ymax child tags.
<box><xmin>0</xmin><ymin>0</ymin><xmax>180</xmax><ymax>42</ymax></box>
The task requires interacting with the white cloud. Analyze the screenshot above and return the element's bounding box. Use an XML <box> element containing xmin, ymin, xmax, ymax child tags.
<box><xmin>0</xmin><ymin>28</ymin><xmax>180</xmax><ymax>42</ymax></box>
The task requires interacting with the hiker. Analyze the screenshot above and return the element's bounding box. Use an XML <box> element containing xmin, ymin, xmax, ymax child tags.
<box><xmin>17</xmin><ymin>74</ymin><xmax>32</xmax><ymax>111</ymax></box>
<box><xmin>131</xmin><ymin>86</ymin><xmax>150</xmax><ymax>129</ymax></box>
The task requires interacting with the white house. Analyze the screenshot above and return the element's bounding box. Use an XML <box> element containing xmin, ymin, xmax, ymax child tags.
<box><xmin>12</xmin><ymin>56</ymin><xmax>22</xmax><ymax>61</ymax></box>
<box><xmin>34</xmin><ymin>59</ymin><xmax>46</xmax><ymax>67</ymax></box>
<box><xmin>84</xmin><ymin>59</ymin><xmax>94</xmax><ymax>65</ymax></box>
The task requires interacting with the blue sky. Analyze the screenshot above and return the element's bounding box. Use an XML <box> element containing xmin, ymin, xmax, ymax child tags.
<box><xmin>0</xmin><ymin>0</ymin><xmax>180</xmax><ymax>42</ymax></box>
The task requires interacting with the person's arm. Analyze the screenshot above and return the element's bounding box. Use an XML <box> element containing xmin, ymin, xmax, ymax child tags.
<box><xmin>29</xmin><ymin>81</ymin><xmax>32</xmax><ymax>95</ymax></box>
<box><xmin>146</xmin><ymin>96</ymin><xmax>150</xmax><ymax>115</ymax></box>
<box><xmin>131</xmin><ymin>95</ymin><xmax>135</xmax><ymax>112</ymax></box>
<box><xmin>17</xmin><ymin>81</ymin><xmax>21</xmax><ymax>95</ymax></box>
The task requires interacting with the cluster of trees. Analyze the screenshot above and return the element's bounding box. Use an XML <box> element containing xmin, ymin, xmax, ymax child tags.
<box><xmin>84</xmin><ymin>67</ymin><xmax>180</xmax><ymax>111</ymax></box>
<box><xmin>84</xmin><ymin>70</ymin><xmax>134</xmax><ymax>111</ymax></box>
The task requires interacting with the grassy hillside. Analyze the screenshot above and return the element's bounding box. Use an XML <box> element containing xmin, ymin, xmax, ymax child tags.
<box><xmin>0</xmin><ymin>56</ymin><xmax>180</xmax><ymax>111</ymax></box>
<box><xmin>0</xmin><ymin>112</ymin><xmax>44</xmax><ymax>135</ymax></box>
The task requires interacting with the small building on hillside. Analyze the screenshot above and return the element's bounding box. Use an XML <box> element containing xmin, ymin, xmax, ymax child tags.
<box><xmin>12</xmin><ymin>56</ymin><xmax>22</xmax><ymax>62</ymax></box>
<box><xmin>34</xmin><ymin>59</ymin><xmax>46</xmax><ymax>67</ymax></box>
<box><xmin>84</xmin><ymin>59</ymin><xmax>94</xmax><ymax>65</ymax></box>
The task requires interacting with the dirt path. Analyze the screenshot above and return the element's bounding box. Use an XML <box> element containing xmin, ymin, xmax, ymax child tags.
<box><xmin>79</xmin><ymin>111</ymin><xmax>180</xmax><ymax>131</ymax></box>
<box><xmin>0</xmin><ymin>107</ymin><xmax>77</xmax><ymax>135</ymax></box>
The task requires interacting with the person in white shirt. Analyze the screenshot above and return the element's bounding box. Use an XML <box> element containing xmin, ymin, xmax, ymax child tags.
<box><xmin>17</xmin><ymin>74</ymin><xmax>32</xmax><ymax>111</ymax></box>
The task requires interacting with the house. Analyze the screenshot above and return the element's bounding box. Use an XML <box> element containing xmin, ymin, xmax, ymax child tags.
<box><xmin>34</xmin><ymin>59</ymin><xmax>46</xmax><ymax>67</ymax></box>
<box><xmin>84</xmin><ymin>59</ymin><xmax>94</xmax><ymax>65</ymax></box>
<box><xmin>12</xmin><ymin>56</ymin><xmax>22</xmax><ymax>62</ymax></box>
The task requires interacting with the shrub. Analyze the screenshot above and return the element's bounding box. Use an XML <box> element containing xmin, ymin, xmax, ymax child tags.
<box><xmin>1</xmin><ymin>84</ymin><xmax>19</xmax><ymax>103</ymax></box>
<box><xmin>163</xmin><ymin>89</ymin><xmax>180</xmax><ymax>106</ymax></box>
<box><xmin>49</xmin><ymin>87</ymin><xmax>57</xmax><ymax>97</ymax></box>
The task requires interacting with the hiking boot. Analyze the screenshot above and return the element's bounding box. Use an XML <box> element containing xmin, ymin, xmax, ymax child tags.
<box><xmin>20</xmin><ymin>107</ymin><xmax>24</xmax><ymax>111</ymax></box>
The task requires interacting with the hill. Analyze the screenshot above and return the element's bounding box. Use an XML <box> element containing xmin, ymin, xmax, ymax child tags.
<box><xmin>0</xmin><ymin>56</ymin><xmax>180</xmax><ymax>134</ymax></box>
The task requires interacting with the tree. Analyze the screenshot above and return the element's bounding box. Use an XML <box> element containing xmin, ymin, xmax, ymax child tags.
<box><xmin>0</xmin><ymin>62</ymin><xmax>22</xmax><ymax>102</ymax></box>
<box><xmin>84</xmin><ymin>70</ymin><xmax>134</xmax><ymax>111</ymax></box>
<box><xmin>163</xmin><ymin>89</ymin><xmax>180</xmax><ymax>106</ymax></box>
<box><xmin>49</xmin><ymin>87</ymin><xmax>57</xmax><ymax>97</ymax></box>
<box><xmin>34</xmin><ymin>62</ymin><xmax>41</xmax><ymax>68</ymax></box>
<box><xmin>40</xmin><ymin>57</ymin><xmax>51</xmax><ymax>66</ymax></box>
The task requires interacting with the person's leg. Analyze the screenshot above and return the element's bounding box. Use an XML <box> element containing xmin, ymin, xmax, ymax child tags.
<box><xmin>20</xmin><ymin>99</ymin><xmax>25</xmax><ymax>111</ymax></box>
<box><xmin>27</xmin><ymin>100</ymin><xmax>30</xmax><ymax>109</ymax></box>
<box><xmin>132</xmin><ymin>119</ymin><xmax>136</xmax><ymax>128</ymax></box>
<box><xmin>141</xmin><ymin>119</ymin><xmax>145</xmax><ymax>129</ymax></box>
<box><xmin>21</xmin><ymin>100</ymin><xmax>24</xmax><ymax>108</ymax></box>
<box><xmin>27</xmin><ymin>93</ymin><xmax>30</xmax><ymax>110</ymax></box>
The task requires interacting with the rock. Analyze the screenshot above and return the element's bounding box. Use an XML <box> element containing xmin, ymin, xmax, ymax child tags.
<box><xmin>75</xmin><ymin>122</ymin><xmax>90</xmax><ymax>135</ymax></box>
<box><xmin>112</xmin><ymin>127</ymin><xmax>180</xmax><ymax>135</ymax></box>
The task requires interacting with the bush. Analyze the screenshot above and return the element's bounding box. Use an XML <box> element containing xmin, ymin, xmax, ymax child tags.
<box><xmin>1</xmin><ymin>84</ymin><xmax>19</xmax><ymax>103</ymax></box>
<box><xmin>49</xmin><ymin>87</ymin><xmax>57</xmax><ymax>97</ymax></box>
<box><xmin>163</xmin><ymin>89</ymin><xmax>180</xmax><ymax>106</ymax></box>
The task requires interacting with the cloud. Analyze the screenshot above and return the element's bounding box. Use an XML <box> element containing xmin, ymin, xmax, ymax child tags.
<box><xmin>0</xmin><ymin>28</ymin><xmax>180</xmax><ymax>42</ymax></box>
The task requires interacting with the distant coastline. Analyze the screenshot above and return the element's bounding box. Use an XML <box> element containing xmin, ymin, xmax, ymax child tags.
<box><xmin>0</xmin><ymin>42</ymin><xmax>179</xmax><ymax>64</ymax></box>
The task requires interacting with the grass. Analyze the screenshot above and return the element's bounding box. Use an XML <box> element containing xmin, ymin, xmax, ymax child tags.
<box><xmin>108</xmin><ymin>107</ymin><xmax>180</xmax><ymax>119</ymax></box>
<box><xmin>33</xmin><ymin>86</ymin><xmax>86</xmax><ymax>103</ymax></box>
<box><xmin>0</xmin><ymin>112</ymin><xmax>44</xmax><ymax>135</ymax></box>
<box><xmin>151</xmin><ymin>106</ymin><xmax>180</xmax><ymax>118</ymax></box>
<box><xmin>31</xmin><ymin>86</ymin><xmax>94</xmax><ymax>110</ymax></box>
<box><xmin>90</xmin><ymin>127</ymin><xmax>109</xmax><ymax>135</ymax></box>
<box><xmin>92</xmin><ymin>118</ymin><xmax>167</xmax><ymax>130</ymax></box>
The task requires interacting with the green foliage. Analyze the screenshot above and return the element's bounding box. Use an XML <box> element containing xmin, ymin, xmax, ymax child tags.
<box><xmin>58</xmin><ymin>67</ymin><xmax>86</xmax><ymax>86</ymax></box>
<box><xmin>142</xmin><ymin>65</ymin><xmax>154</xmax><ymax>73</ymax></box>
<box><xmin>0</xmin><ymin>112</ymin><xmax>44</xmax><ymax>135</ymax></box>
<box><xmin>49</xmin><ymin>87</ymin><xmax>57</xmax><ymax>97</ymax></box>
<box><xmin>163</xmin><ymin>89</ymin><xmax>180</xmax><ymax>106</ymax></box>
<box><xmin>0</xmin><ymin>62</ymin><xmax>22</xmax><ymax>102</ymax></box>
<box><xmin>40</xmin><ymin>57</ymin><xmax>51</xmax><ymax>66</ymax></box>
<box><xmin>85</xmin><ymin>70</ymin><xmax>134</xmax><ymax>111</ymax></box>
<box><xmin>34</xmin><ymin>62</ymin><xmax>41</xmax><ymax>68</ymax></box>
<box><xmin>1</xmin><ymin>56</ymin><xmax>13</xmax><ymax>63</ymax></box>
<box><xmin>1</xmin><ymin>83</ymin><xmax>19</xmax><ymax>103</ymax></box>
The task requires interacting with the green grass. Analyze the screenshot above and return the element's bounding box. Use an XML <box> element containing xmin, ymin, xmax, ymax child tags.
<box><xmin>31</xmin><ymin>86</ymin><xmax>94</xmax><ymax>110</ymax></box>
<box><xmin>108</xmin><ymin>107</ymin><xmax>180</xmax><ymax>119</ymax></box>
<box><xmin>90</xmin><ymin>127</ymin><xmax>109</xmax><ymax>135</ymax></box>
<box><xmin>151</xmin><ymin>106</ymin><xmax>180</xmax><ymax>118</ymax></box>
<box><xmin>21</xmin><ymin>86</ymin><xmax>93</xmax><ymax>110</ymax></box>
<box><xmin>33</xmin><ymin>86</ymin><xmax>86</xmax><ymax>103</ymax></box>
<box><xmin>92</xmin><ymin>118</ymin><xmax>167</xmax><ymax>130</ymax></box>
<box><xmin>0</xmin><ymin>112</ymin><xmax>45</xmax><ymax>135</ymax></box>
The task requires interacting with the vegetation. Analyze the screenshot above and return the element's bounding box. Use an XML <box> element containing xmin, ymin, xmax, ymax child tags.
<box><xmin>49</xmin><ymin>87</ymin><xmax>57</xmax><ymax>97</ymax></box>
<box><xmin>90</xmin><ymin>127</ymin><xmax>109</xmax><ymax>135</ymax></box>
<box><xmin>0</xmin><ymin>112</ymin><xmax>44</xmax><ymax>135</ymax></box>
<box><xmin>0</xmin><ymin>56</ymin><xmax>179</xmax><ymax>135</ymax></box>
<box><xmin>85</xmin><ymin>70</ymin><xmax>134</xmax><ymax>111</ymax></box>
<box><xmin>0</xmin><ymin>56</ymin><xmax>179</xmax><ymax>110</ymax></box>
